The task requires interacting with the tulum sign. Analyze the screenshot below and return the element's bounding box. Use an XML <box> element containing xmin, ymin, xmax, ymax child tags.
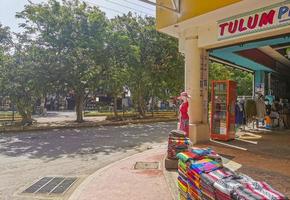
<box><xmin>218</xmin><ymin>1</ymin><xmax>290</xmax><ymax>40</ymax></box>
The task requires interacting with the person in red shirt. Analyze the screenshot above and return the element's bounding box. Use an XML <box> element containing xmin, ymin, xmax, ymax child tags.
<box><xmin>178</xmin><ymin>92</ymin><xmax>191</xmax><ymax>137</ymax></box>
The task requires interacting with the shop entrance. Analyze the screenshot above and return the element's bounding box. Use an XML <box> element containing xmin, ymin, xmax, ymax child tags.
<box><xmin>210</xmin><ymin>34</ymin><xmax>290</xmax><ymax>98</ymax></box>
<box><xmin>208</xmin><ymin>34</ymin><xmax>290</xmax><ymax>131</ymax></box>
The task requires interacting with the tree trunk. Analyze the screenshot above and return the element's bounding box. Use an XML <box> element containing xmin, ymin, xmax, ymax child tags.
<box><xmin>113</xmin><ymin>94</ymin><xmax>118</xmax><ymax>118</ymax></box>
<box><xmin>151</xmin><ymin>96</ymin><xmax>154</xmax><ymax>117</ymax></box>
<box><xmin>17</xmin><ymin>104</ymin><xmax>33</xmax><ymax>125</ymax></box>
<box><xmin>138</xmin><ymin>95</ymin><xmax>145</xmax><ymax>117</ymax></box>
<box><xmin>75</xmin><ymin>93</ymin><xmax>84</xmax><ymax>123</ymax></box>
<box><xmin>40</xmin><ymin>94</ymin><xmax>46</xmax><ymax>115</ymax></box>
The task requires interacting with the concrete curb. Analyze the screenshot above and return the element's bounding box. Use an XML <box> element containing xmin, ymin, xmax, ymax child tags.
<box><xmin>68</xmin><ymin>146</ymin><xmax>167</xmax><ymax>200</ymax></box>
<box><xmin>0</xmin><ymin>118</ymin><xmax>177</xmax><ymax>133</ymax></box>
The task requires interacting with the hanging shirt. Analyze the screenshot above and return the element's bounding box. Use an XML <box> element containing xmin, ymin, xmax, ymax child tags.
<box><xmin>180</xmin><ymin>101</ymin><xmax>189</xmax><ymax>120</ymax></box>
<box><xmin>256</xmin><ymin>98</ymin><xmax>266</xmax><ymax>119</ymax></box>
<box><xmin>265</xmin><ymin>104</ymin><xmax>271</xmax><ymax>115</ymax></box>
<box><xmin>235</xmin><ymin>103</ymin><xmax>245</xmax><ymax>125</ymax></box>
<box><xmin>265</xmin><ymin>95</ymin><xmax>275</xmax><ymax>105</ymax></box>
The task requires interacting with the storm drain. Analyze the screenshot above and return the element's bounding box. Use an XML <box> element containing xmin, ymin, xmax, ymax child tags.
<box><xmin>23</xmin><ymin>177</ymin><xmax>77</xmax><ymax>195</ymax></box>
<box><xmin>134</xmin><ymin>162</ymin><xmax>159</xmax><ymax>170</ymax></box>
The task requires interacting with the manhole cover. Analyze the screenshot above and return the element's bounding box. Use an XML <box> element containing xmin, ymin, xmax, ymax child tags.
<box><xmin>134</xmin><ymin>162</ymin><xmax>159</xmax><ymax>169</ymax></box>
<box><xmin>23</xmin><ymin>177</ymin><xmax>77</xmax><ymax>195</ymax></box>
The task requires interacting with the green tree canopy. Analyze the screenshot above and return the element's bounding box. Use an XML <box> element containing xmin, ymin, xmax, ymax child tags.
<box><xmin>209</xmin><ymin>62</ymin><xmax>253</xmax><ymax>96</ymax></box>
<box><xmin>16</xmin><ymin>0</ymin><xmax>109</xmax><ymax>122</ymax></box>
<box><xmin>108</xmin><ymin>14</ymin><xmax>184</xmax><ymax>116</ymax></box>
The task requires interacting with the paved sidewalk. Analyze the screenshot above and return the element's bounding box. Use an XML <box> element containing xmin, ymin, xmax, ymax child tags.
<box><xmin>33</xmin><ymin>111</ymin><xmax>106</xmax><ymax>124</ymax></box>
<box><xmin>1</xmin><ymin>111</ymin><xmax>177</xmax><ymax>133</ymax></box>
<box><xmin>69</xmin><ymin>145</ymin><xmax>174</xmax><ymax>200</ymax></box>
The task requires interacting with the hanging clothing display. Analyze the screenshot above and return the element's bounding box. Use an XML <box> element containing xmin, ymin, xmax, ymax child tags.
<box><xmin>265</xmin><ymin>103</ymin><xmax>272</xmax><ymax>115</ymax></box>
<box><xmin>265</xmin><ymin>95</ymin><xmax>275</xmax><ymax>105</ymax></box>
<box><xmin>245</xmin><ymin>99</ymin><xmax>257</xmax><ymax>122</ymax></box>
<box><xmin>235</xmin><ymin>100</ymin><xmax>246</xmax><ymax>126</ymax></box>
<box><xmin>256</xmin><ymin>97</ymin><xmax>266</xmax><ymax>119</ymax></box>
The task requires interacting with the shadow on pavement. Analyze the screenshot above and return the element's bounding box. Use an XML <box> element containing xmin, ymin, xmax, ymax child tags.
<box><xmin>0</xmin><ymin>122</ymin><xmax>176</xmax><ymax>160</ymax></box>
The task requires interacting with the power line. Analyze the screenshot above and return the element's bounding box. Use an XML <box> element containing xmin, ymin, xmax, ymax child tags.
<box><xmin>119</xmin><ymin>0</ymin><xmax>155</xmax><ymax>12</ymax></box>
<box><xmin>102</xmin><ymin>0</ymin><xmax>154</xmax><ymax>17</ymax></box>
<box><xmin>84</xmin><ymin>1</ymin><xmax>127</xmax><ymax>15</ymax></box>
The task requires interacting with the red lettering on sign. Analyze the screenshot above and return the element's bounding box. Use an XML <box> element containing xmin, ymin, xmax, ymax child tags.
<box><xmin>238</xmin><ymin>18</ymin><xmax>247</xmax><ymax>32</ymax></box>
<box><xmin>219</xmin><ymin>23</ymin><xmax>229</xmax><ymax>36</ymax></box>
<box><xmin>259</xmin><ymin>10</ymin><xmax>276</xmax><ymax>27</ymax></box>
<box><xmin>219</xmin><ymin>8</ymin><xmax>279</xmax><ymax>38</ymax></box>
<box><xmin>228</xmin><ymin>20</ymin><xmax>238</xmax><ymax>33</ymax></box>
<box><xmin>247</xmin><ymin>14</ymin><xmax>259</xmax><ymax>29</ymax></box>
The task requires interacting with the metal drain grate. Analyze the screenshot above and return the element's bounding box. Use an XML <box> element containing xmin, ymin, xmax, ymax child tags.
<box><xmin>23</xmin><ymin>177</ymin><xmax>77</xmax><ymax>195</ymax></box>
<box><xmin>134</xmin><ymin>162</ymin><xmax>159</xmax><ymax>169</ymax></box>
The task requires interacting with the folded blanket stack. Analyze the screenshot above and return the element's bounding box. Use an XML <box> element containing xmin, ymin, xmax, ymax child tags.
<box><xmin>176</xmin><ymin>147</ymin><xmax>289</xmax><ymax>200</ymax></box>
<box><xmin>167</xmin><ymin>130</ymin><xmax>191</xmax><ymax>159</ymax></box>
<box><xmin>213</xmin><ymin>174</ymin><xmax>254</xmax><ymax>200</ymax></box>
<box><xmin>233</xmin><ymin>181</ymin><xmax>289</xmax><ymax>200</ymax></box>
<box><xmin>188</xmin><ymin>158</ymin><xmax>223</xmax><ymax>200</ymax></box>
<box><xmin>201</xmin><ymin>168</ymin><xmax>236</xmax><ymax>200</ymax></box>
<box><xmin>177</xmin><ymin>148</ymin><xmax>223</xmax><ymax>200</ymax></box>
<box><xmin>177</xmin><ymin>152</ymin><xmax>196</xmax><ymax>200</ymax></box>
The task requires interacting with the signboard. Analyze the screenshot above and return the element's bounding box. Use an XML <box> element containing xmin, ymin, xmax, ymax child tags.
<box><xmin>218</xmin><ymin>1</ymin><xmax>290</xmax><ymax>40</ymax></box>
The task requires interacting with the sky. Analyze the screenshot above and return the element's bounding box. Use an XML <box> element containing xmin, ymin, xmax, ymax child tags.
<box><xmin>0</xmin><ymin>0</ymin><xmax>156</xmax><ymax>33</ymax></box>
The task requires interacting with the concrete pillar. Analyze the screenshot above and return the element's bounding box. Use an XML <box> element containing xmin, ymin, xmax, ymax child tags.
<box><xmin>184</xmin><ymin>37</ymin><xmax>209</xmax><ymax>144</ymax></box>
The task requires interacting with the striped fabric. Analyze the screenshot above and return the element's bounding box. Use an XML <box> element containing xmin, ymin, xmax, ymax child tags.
<box><xmin>243</xmin><ymin>181</ymin><xmax>289</xmax><ymax>200</ymax></box>
<box><xmin>177</xmin><ymin>151</ymin><xmax>204</xmax><ymax>163</ymax></box>
<box><xmin>178</xmin><ymin>160</ymin><xmax>188</xmax><ymax>172</ymax></box>
<box><xmin>167</xmin><ymin>131</ymin><xmax>190</xmax><ymax>159</ymax></box>
<box><xmin>233</xmin><ymin>187</ymin><xmax>270</xmax><ymax>200</ymax></box>
<box><xmin>178</xmin><ymin>176</ymin><xmax>188</xmax><ymax>193</ymax></box>
<box><xmin>191</xmin><ymin>147</ymin><xmax>212</xmax><ymax>156</ymax></box>
<box><xmin>190</xmin><ymin>159</ymin><xmax>222</xmax><ymax>174</ymax></box>
<box><xmin>201</xmin><ymin>168</ymin><xmax>236</xmax><ymax>185</ymax></box>
<box><xmin>169</xmin><ymin>138</ymin><xmax>191</xmax><ymax>145</ymax></box>
<box><xmin>213</xmin><ymin>175</ymin><xmax>254</xmax><ymax>196</ymax></box>
<box><xmin>178</xmin><ymin>167</ymin><xmax>188</xmax><ymax>181</ymax></box>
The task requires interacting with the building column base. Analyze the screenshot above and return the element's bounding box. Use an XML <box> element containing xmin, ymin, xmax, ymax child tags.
<box><xmin>189</xmin><ymin>123</ymin><xmax>210</xmax><ymax>144</ymax></box>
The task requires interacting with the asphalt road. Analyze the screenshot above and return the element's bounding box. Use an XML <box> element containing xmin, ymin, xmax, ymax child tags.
<box><xmin>0</xmin><ymin>122</ymin><xmax>176</xmax><ymax>200</ymax></box>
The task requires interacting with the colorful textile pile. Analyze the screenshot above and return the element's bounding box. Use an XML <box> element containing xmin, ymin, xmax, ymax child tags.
<box><xmin>167</xmin><ymin>130</ymin><xmax>191</xmax><ymax>159</ymax></box>
<box><xmin>177</xmin><ymin>148</ymin><xmax>223</xmax><ymax>200</ymax></box>
<box><xmin>177</xmin><ymin>152</ymin><xmax>192</xmax><ymax>200</ymax></box>
<box><xmin>201</xmin><ymin>168</ymin><xmax>236</xmax><ymax>200</ymax></box>
<box><xmin>191</xmin><ymin>147</ymin><xmax>223</xmax><ymax>165</ymax></box>
<box><xmin>187</xmin><ymin>158</ymin><xmax>223</xmax><ymax>200</ymax></box>
<box><xmin>176</xmin><ymin>147</ymin><xmax>288</xmax><ymax>200</ymax></box>
<box><xmin>233</xmin><ymin>181</ymin><xmax>288</xmax><ymax>200</ymax></box>
<box><xmin>213</xmin><ymin>174</ymin><xmax>254</xmax><ymax>200</ymax></box>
